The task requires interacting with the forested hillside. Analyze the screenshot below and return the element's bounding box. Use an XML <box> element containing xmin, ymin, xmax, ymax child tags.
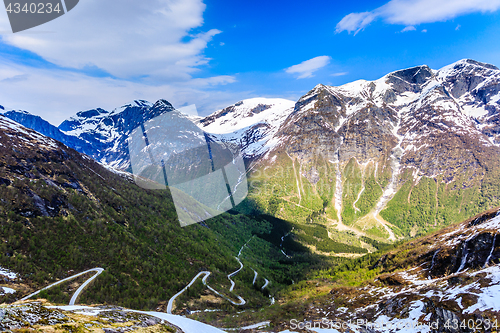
<box><xmin>0</xmin><ymin>115</ymin><xmax>323</xmax><ymax>311</ymax></box>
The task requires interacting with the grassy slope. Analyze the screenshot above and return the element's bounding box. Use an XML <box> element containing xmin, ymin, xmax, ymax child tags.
<box><xmin>243</xmin><ymin>148</ymin><xmax>500</xmax><ymax>248</ymax></box>
<box><xmin>243</xmin><ymin>153</ymin><xmax>369</xmax><ymax>254</ymax></box>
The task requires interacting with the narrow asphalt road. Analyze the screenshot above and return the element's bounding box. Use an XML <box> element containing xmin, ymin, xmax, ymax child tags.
<box><xmin>227</xmin><ymin>257</ymin><xmax>243</xmax><ymax>292</ymax></box>
<box><xmin>167</xmin><ymin>240</ymin><xmax>256</xmax><ymax>314</ymax></box>
<box><xmin>167</xmin><ymin>267</ymin><xmax>247</xmax><ymax>314</ymax></box>
<box><xmin>166</xmin><ymin>271</ymin><xmax>210</xmax><ymax>314</ymax></box>
<box><xmin>20</xmin><ymin>268</ymin><xmax>104</xmax><ymax>305</ymax></box>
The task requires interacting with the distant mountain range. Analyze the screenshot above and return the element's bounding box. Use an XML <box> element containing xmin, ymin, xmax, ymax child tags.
<box><xmin>2</xmin><ymin>58</ymin><xmax>500</xmax><ymax>244</ymax></box>
<box><xmin>1</xmin><ymin>97</ymin><xmax>296</xmax><ymax>168</ymax></box>
<box><xmin>2</xmin><ymin>100</ymin><xmax>176</xmax><ymax>170</ymax></box>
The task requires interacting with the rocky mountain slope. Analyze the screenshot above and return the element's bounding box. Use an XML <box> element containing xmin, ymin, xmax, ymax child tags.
<box><xmin>247</xmin><ymin>59</ymin><xmax>500</xmax><ymax>245</ymax></box>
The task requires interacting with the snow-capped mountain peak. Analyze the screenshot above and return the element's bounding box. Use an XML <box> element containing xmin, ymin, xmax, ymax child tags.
<box><xmin>54</xmin><ymin>99</ymin><xmax>177</xmax><ymax>169</ymax></box>
<box><xmin>121</xmin><ymin>99</ymin><xmax>153</xmax><ymax>108</ymax></box>
<box><xmin>437</xmin><ymin>58</ymin><xmax>499</xmax><ymax>80</ymax></box>
<box><xmin>109</xmin><ymin>100</ymin><xmax>154</xmax><ymax>116</ymax></box>
<box><xmin>435</xmin><ymin>59</ymin><xmax>500</xmax><ymax>121</ymax></box>
<box><xmin>198</xmin><ymin>97</ymin><xmax>295</xmax><ymax>158</ymax></box>
<box><xmin>200</xmin><ymin>97</ymin><xmax>295</xmax><ymax>134</ymax></box>
<box><xmin>58</xmin><ymin>108</ymin><xmax>109</xmax><ymax>135</ymax></box>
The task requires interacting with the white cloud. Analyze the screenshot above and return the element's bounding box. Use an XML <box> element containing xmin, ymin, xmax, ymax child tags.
<box><xmin>421</xmin><ymin>29</ymin><xmax>428</xmax><ymax>33</ymax></box>
<box><xmin>331</xmin><ymin>72</ymin><xmax>348</xmax><ymax>77</ymax></box>
<box><xmin>401</xmin><ymin>25</ymin><xmax>416</xmax><ymax>32</ymax></box>
<box><xmin>0</xmin><ymin>0</ymin><xmax>220</xmax><ymax>81</ymax></box>
<box><xmin>285</xmin><ymin>56</ymin><xmax>331</xmax><ymax>79</ymax></box>
<box><xmin>0</xmin><ymin>60</ymin><xmax>238</xmax><ymax>125</ymax></box>
<box><xmin>188</xmin><ymin>75</ymin><xmax>236</xmax><ymax>87</ymax></box>
<box><xmin>335</xmin><ymin>12</ymin><xmax>377</xmax><ymax>34</ymax></box>
<box><xmin>336</xmin><ymin>0</ymin><xmax>500</xmax><ymax>33</ymax></box>
<box><xmin>456</xmin><ymin>24</ymin><xmax>461</xmax><ymax>30</ymax></box>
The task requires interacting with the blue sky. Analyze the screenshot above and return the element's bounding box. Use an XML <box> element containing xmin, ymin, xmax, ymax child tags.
<box><xmin>0</xmin><ymin>0</ymin><xmax>500</xmax><ymax>124</ymax></box>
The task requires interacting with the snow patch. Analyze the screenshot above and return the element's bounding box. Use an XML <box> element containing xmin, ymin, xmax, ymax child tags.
<box><xmin>1</xmin><ymin>286</ymin><xmax>16</xmax><ymax>295</ymax></box>
<box><xmin>0</xmin><ymin>266</ymin><xmax>19</xmax><ymax>280</ymax></box>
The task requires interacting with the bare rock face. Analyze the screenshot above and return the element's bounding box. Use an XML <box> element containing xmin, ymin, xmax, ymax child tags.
<box><xmin>269</xmin><ymin>60</ymin><xmax>499</xmax><ymax>179</ymax></box>
<box><xmin>386</xmin><ymin>65</ymin><xmax>434</xmax><ymax>91</ymax></box>
<box><xmin>437</xmin><ymin>59</ymin><xmax>500</xmax><ymax>145</ymax></box>
<box><xmin>337</xmin><ymin>103</ymin><xmax>396</xmax><ymax>164</ymax></box>
<box><xmin>275</xmin><ymin>85</ymin><xmax>344</xmax><ymax>162</ymax></box>
<box><xmin>0</xmin><ymin>302</ymin><xmax>181</xmax><ymax>332</ymax></box>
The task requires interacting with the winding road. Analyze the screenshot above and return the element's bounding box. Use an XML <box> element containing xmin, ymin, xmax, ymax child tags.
<box><xmin>166</xmin><ymin>271</ymin><xmax>211</xmax><ymax>314</ymax></box>
<box><xmin>227</xmin><ymin>257</ymin><xmax>244</xmax><ymax>292</ymax></box>
<box><xmin>202</xmin><ymin>272</ymin><xmax>246</xmax><ymax>306</ymax></box>
<box><xmin>167</xmin><ymin>236</ymin><xmax>276</xmax><ymax>314</ymax></box>
<box><xmin>166</xmin><ymin>256</ymin><xmax>247</xmax><ymax>314</ymax></box>
<box><xmin>20</xmin><ymin>268</ymin><xmax>104</xmax><ymax>305</ymax></box>
<box><xmin>261</xmin><ymin>278</ymin><xmax>269</xmax><ymax>290</ymax></box>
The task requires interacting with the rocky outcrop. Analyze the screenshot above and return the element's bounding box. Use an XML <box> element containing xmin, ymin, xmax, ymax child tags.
<box><xmin>0</xmin><ymin>302</ymin><xmax>181</xmax><ymax>332</ymax></box>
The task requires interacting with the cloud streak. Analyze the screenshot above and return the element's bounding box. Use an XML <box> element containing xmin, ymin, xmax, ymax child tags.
<box><xmin>285</xmin><ymin>56</ymin><xmax>331</xmax><ymax>79</ymax></box>
<box><xmin>401</xmin><ymin>25</ymin><xmax>416</xmax><ymax>32</ymax></box>
<box><xmin>336</xmin><ymin>0</ymin><xmax>500</xmax><ymax>33</ymax></box>
<box><xmin>335</xmin><ymin>12</ymin><xmax>377</xmax><ymax>34</ymax></box>
<box><xmin>331</xmin><ymin>72</ymin><xmax>348</xmax><ymax>77</ymax></box>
